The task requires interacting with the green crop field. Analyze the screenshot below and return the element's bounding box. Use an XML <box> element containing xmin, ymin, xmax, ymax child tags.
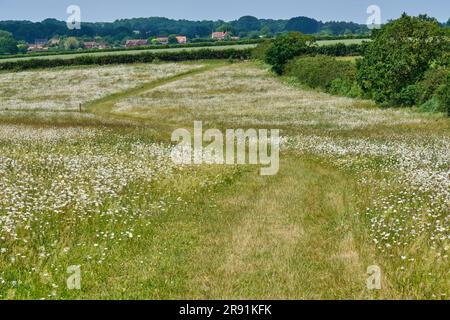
<box><xmin>0</xmin><ymin>60</ymin><xmax>448</xmax><ymax>300</ymax></box>
<box><xmin>317</xmin><ymin>38</ymin><xmax>370</xmax><ymax>46</ymax></box>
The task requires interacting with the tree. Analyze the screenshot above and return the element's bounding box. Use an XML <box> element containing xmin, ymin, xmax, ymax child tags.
<box><xmin>235</xmin><ymin>16</ymin><xmax>261</xmax><ymax>33</ymax></box>
<box><xmin>168</xmin><ymin>35</ymin><xmax>178</xmax><ymax>44</ymax></box>
<box><xmin>64</xmin><ymin>37</ymin><xmax>80</xmax><ymax>50</ymax></box>
<box><xmin>357</xmin><ymin>14</ymin><xmax>448</xmax><ymax>106</ymax></box>
<box><xmin>0</xmin><ymin>16</ymin><xmax>372</xmax><ymax>44</ymax></box>
<box><xmin>264</xmin><ymin>32</ymin><xmax>314</xmax><ymax>74</ymax></box>
<box><xmin>17</xmin><ymin>40</ymin><xmax>28</xmax><ymax>54</ymax></box>
<box><xmin>260</xmin><ymin>26</ymin><xmax>272</xmax><ymax>37</ymax></box>
<box><xmin>0</xmin><ymin>30</ymin><xmax>18</xmax><ymax>55</ymax></box>
<box><xmin>217</xmin><ymin>23</ymin><xmax>234</xmax><ymax>33</ymax></box>
<box><xmin>248</xmin><ymin>31</ymin><xmax>261</xmax><ymax>39</ymax></box>
<box><xmin>286</xmin><ymin>16</ymin><xmax>320</xmax><ymax>34</ymax></box>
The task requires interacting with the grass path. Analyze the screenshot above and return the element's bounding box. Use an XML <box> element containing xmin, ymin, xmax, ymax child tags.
<box><xmin>181</xmin><ymin>156</ymin><xmax>373</xmax><ymax>299</ymax></box>
<box><xmin>82</xmin><ymin>65</ymin><xmax>379</xmax><ymax>299</ymax></box>
<box><xmin>86</xmin><ymin>157</ymin><xmax>374</xmax><ymax>299</ymax></box>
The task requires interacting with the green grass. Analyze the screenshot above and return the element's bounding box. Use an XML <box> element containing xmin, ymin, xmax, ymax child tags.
<box><xmin>317</xmin><ymin>39</ymin><xmax>370</xmax><ymax>46</ymax></box>
<box><xmin>335</xmin><ymin>56</ymin><xmax>361</xmax><ymax>63</ymax></box>
<box><xmin>0</xmin><ymin>60</ymin><xmax>448</xmax><ymax>300</ymax></box>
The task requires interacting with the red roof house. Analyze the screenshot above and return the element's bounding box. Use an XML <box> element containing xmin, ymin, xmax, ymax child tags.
<box><xmin>176</xmin><ymin>36</ymin><xmax>187</xmax><ymax>44</ymax></box>
<box><xmin>212</xmin><ymin>32</ymin><xmax>229</xmax><ymax>40</ymax></box>
<box><xmin>125</xmin><ymin>39</ymin><xmax>149</xmax><ymax>47</ymax></box>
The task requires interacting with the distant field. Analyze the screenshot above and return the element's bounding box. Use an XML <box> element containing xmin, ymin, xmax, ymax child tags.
<box><xmin>335</xmin><ymin>56</ymin><xmax>362</xmax><ymax>63</ymax></box>
<box><xmin>317</xmin><ymin>38</ymin><xmax>370</xmax><ymax>46</ymax></box>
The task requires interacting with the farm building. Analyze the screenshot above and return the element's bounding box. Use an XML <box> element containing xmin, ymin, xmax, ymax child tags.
<box><xmin>212</xmin><ymin>32</ymin><xmax>229</xmax><ymax>40</ymax></box>
<box><xmin>27</xmin><ymin>44</ymin><xmax>48</xmax><ymax>52</ymax></box>
<box><xmin>83</xmin><ymin>41</ymin><xmax>108</xmax><ymax>49</ymax></box>
<box><xmin>176</xmin><ymin>36</ymin><xmax>187</xmax><ymax>44</ymax></box>
<box><xmin>155</xmin><ymin>37</ymin><xmax>169</xmax><ymax>45</ymax></box>
<box><xmin>125</xmin><ymin>39</ymin><xmax>149</xmax><ymax>47</ymax></box>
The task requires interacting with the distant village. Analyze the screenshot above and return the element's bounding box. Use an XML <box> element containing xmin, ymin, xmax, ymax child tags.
<box><xmin>27</xmin><ymin>31</ymin><xmax>240</xmax><ymax>53</ymax></box>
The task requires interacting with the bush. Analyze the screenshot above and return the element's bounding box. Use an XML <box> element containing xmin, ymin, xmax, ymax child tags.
<box><xmin>419</xmin><ymin>97</ymin><xmax>443</xmax><ymax>113</ymax></box>
<box><xmin>285</xmin><ymin>55</ymin><xmax>358</xmax><ymax>94</ymax></box>
<box><xmin>264</xmin><ymin>32</ymin><xmax>314</xmax><ymax>74</ymax></box>
<box><xmin>357</xmin><ymin>14</ymin><xmax>448</xmax><ymax>106</ymax></box>
<box><xmin>434</xmin><ymin>84</ymin><xmax>450</xmax><ymax>115</ymax></box>
<box><xmin>255</xmin><ymin>34</ymin><xmax>362</xmax><ymax>74</ymax></box>
<box><xmin>416</xmin><ymin>67</ymin><xmax>450</xmax><ymax>114</ymax></box>
<box><xmin>329</xmin><ymin>78</ymin><xmax>363</xmax><ymax>98</ymax></box>
<box><xmin>393</xmin><ymin>85</ymin><xmax>418</xmax><ymax>107</ymax></box>
<box><xmin>314</xmin><ymin>43</ymin><xmax>363</xmax><ymax>56</ymax></box>
<box><xmin>416</xmin><ymin>67</ymin><xmax>449</xmax><ymax>104</ymax></box>
<box><xmin>64</xmin><ymin>37</ymin><xmax>80</xmax><ymax>50</ymax></box>
<box><xmin>251</xmin><ymin>40</ymin><xmax>272</xmax><ymax>60</ymax></box>
<box><xmin>0</xmin><ymin>48</ymin><xmax>253</xmax><ymax>71</ymax></box>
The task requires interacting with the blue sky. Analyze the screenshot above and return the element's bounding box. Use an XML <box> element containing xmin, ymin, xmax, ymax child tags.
<box><xmin>0</xmin><ymin>0</ymin><xmax>448</xmax><ymax>23</ymax></box>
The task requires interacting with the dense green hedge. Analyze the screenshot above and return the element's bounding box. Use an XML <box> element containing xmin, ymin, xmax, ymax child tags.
<box><xmin>253</xmin><ymin>41</ymin><xmax>363</xmax><ymax>62</ymax></box>
<box><xmin>0</xmin><ymin>48</ymin><xmax>253</xmax><ymax>71</ymax></box>
<box><xmin>252</xmin><ymin>34</ymin><xmax>364</xmax><ymax>75</ymax></box>
<box><xmin>285</xmin><ymin>55</ymin><xmax>362</xmax><ymax>98</ymax></box>
<box><xmin>416</xmin><ymin>67</ymin><xmax>450</xmax><ymax>114</ymax></box>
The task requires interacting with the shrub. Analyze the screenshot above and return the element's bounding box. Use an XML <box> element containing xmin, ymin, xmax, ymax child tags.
<box><xmin>416</xmin><ymin>67</ymin><xmax>450</xmax><ymax>114</ymax></box>
<box><xmin>435</xmin><ymin>81</ymin><xmax>450</xmax><ymax>115</ymax></box>
<box><xmin>393</xmin><ymin>85</ymin><xmax>418</xmax><ymax>107</ymax></box>
<box><xmin>357</xmin><ymin>14</ymin><xmax>448</xmax><ymax>106</ymax></box>
<box><xmin>64</xmin><ymin>37</ymin><xmax>80</xmax><ymax>50</ymax></box>
<box><xmin>254</xmin><ymin>40</ymin><xmax>363</xmax><ymax>71</ymax></box>
<box><xmin>285</xmin><ymin>55</ymin><xmax>357</xmax><ymax>92</ymax></box>
<box><xmin>264</xmin><ymin>32</ymin><xmax>314</xmax><ymax>74</ymax></box>
<box><xmin>329</xmin><ymin>78</ymin><xmax>363</xmax><ymax>98</ymax></box>
<box><xmin>416</xmin><ymin>67</ymin><xmax>449</xmax><ymax>104</ymax></box>
<box><xmin>253</xmin><ymin>36</ymin><xmax>363</xmax><ymax>69</ymax></box>
<box><xmin>251</xmin><ymin>40</ymin><xmax>272</xmax><ymax>60</ymax></box>
<box><xmin>419</xmin><ymin>97</ymin><xmax>443</xmax><ymax>113</ymax></box>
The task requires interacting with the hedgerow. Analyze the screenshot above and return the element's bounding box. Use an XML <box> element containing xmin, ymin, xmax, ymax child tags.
<box><xmin>284</xmin><ymin>55</ymin><xmax>361</xmax><ymax>97</ymax></box>
<box><xmin>0</xmin><ymin>48</ymin><xmax>253</xmax><ymax>71</ymax></box>
<box><xmin>0</xmin><ymin>39</ymin><xmax>263</xmax><ymax>61</ymax></box>
<box><xmin>253</xmin><ymin>35</ymin><xmax>363</xmax><ymax>74</ymax></box>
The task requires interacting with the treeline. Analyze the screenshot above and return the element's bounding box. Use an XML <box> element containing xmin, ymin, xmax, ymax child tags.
<box><xmin>0</xmin><ymin>16</ymin><xmax>372</xmax><ymax>43</ymax></box>
<box><xmin>257</xmin><ymin>14</ymin><xmax>450</xmax><ymax>114</ymax></box>
<box><xmin>0</xmin><ymin>48</ymin><xmax>253</xmax><ymax>71</ymax></box>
